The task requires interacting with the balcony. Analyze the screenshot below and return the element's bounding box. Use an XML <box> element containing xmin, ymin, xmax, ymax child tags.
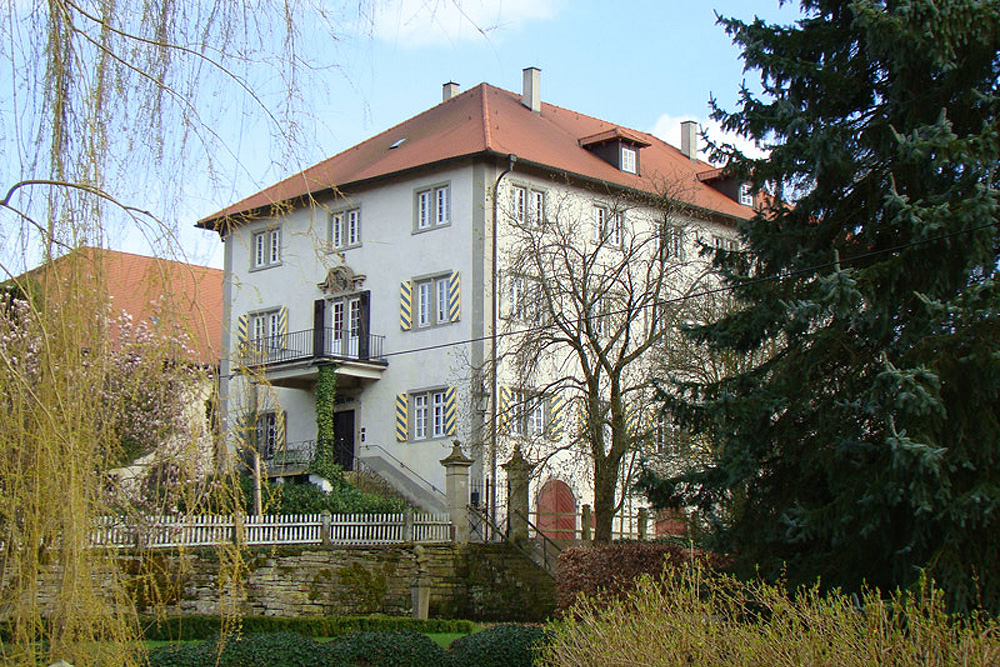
<box><xmin>239</xmin><ymin>327</ymin><xmax>387</xmax><ymax>388</ymax></box>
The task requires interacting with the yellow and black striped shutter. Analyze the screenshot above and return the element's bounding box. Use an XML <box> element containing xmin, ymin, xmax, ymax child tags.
<box><xmin>498</xmin><ymin>385</ymin><xmax>512</xmax><ymax>433</ymax></box>
<box><xmin>444</xmin><ymin>386</ymin><xmax>457</xmax><ymax>436</ymax></box>
<box><xmin>626</xmin><ymin>404</ymin><xmax>641</xmax><ymax>434</ymax></box>
<box><xmin>277</xmin><ymin>410</ymin><xmax>287</xmax><ymax>449</ymax></box>
<box><xmin>236</xmin><ymin>313</ymin><xmax>250</xmax><ymax>363</ymax></box>
<box><xmin>400</xmin><ymin>281</ymin><xmax>412</xmax><ymax>330</ymax></box>
<box><xmin>448</xmin><ymin>271</ymin><xmax>461</xmax><ymax>322</ymax></box>
<box><xmin>547</xmin><ymin>394</ymin><xmax>565</xmax><ymax>440</ymax></box>
<box><xmin>395</xmin><ymin>393</ymin><xmax>408</xmax><ymax>441</ymax></box>
<box><xmin>278</xmin><ymin>307</ymin><xmax>289</xmax><ymax>347</ymax></box>
<box><xmin>237</xmin><ymin>314</ymin><xmax>249</xmax><ymax>345</ymax></box>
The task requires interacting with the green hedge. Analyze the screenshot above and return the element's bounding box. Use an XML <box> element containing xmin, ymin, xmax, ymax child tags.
<box><xmin>325</xmin><ymin>629</ymin><xmax>454</xmax><ymax>666</ymax></box>
<box><xmin>146</xmin><ymin>625</ymin><xmax>548</xmax><ymax>667</ymax></box>
<box><xmin>450</xmin><ymin>624</ymin><xmax>547</xmax><ymax>667</ymax></box>
<box><xmin>140</xmin><ymin>614</ymin><xmax>474</xmax><ymax>641</ymax></box>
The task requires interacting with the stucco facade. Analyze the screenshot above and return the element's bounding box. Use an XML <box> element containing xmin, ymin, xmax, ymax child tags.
<box><xmin>202</xmin><ymin>71</ymin><xmax>754</xmax><ymax>530</ymax></box>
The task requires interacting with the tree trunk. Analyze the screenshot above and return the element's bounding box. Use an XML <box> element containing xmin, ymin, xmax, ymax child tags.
<box><xmin>593</xmin><ymin>457</ymin><xmax>618</xmax><ymax>543</ymax></box>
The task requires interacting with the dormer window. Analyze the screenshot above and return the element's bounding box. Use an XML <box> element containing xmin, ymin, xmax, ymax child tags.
<box><xmin>621</xmin><ymin>146</ymin><xmax>637</xmax><ymax>174</ymax></box>
<box><xmin>739</xmin><ymin>183</ymin><xmax>754</xmax><ymax>207</ymax></box>
<box><xmin>579</xmin><ymin>127</ymin><xmax>650</xmax><ymax>175</ymax></box>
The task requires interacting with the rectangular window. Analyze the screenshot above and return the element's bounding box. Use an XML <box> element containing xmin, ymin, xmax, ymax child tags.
<box><xmin>252</xmin><ymin>228</ymin><xmax>281</xmax><ymax>269</ymax></box>
<box><xmin>417</xmin><ymin>281</ymin><xmax>432</xmax><ymax>327</ymax></box>
<box><xmin>593</xmin><ymin>205</ymin><xmax>623</xmax><ymax>246</ymax></box>
<box><xmin>413</xmin><ymin>394</ymin><xmax>429</xmax><ymax>440</ymax></box>
<box><xmin>255</xmin><ymin>411</ymin><xmax>283</xmax><ymax>459</ymax></box>
<box><xmin>416</xmin><ymin>184</ymin><xmax>450</xmax><ymax>230</ymax></box>
<box><xmin>432</xmin><ymin>391</ymin><xmax>447</xmax><ymax>438</ymax></box>
<box><xmin>331</xmin><ymin>208</ymin><xmax>361</xmax><ymax>249</ymax></box>
<box><xmin>508</xmin><ymin>275</ymin><xmax>544</xmax><ymax>322</ymax></box>
<box><xmin>531</xmin><ymin>190</ymin><xmax>545</xmax><ymax>224</ymax></box>
<box><xmin>621</xmin><ymin>145</ymin><xmax>637</xmax><ymax>174</ymax></box>
<box><xmin>527</xmin><ymin>396</ymin><xmax>545</xmax><ymax>436</ymax></box>
<box><xmin>417</xmin><ymin>191</ymin><xmax>432</xmax><ymax>230</ymax></box>
<box><xmin>411</xmin><ymin>389</ymin><xmax>449</xmax><ymax>441</ymax></box>
<box><xmin>662</xmin><ymin>225</ymin><xmax>684</xmax><ymax>260</ymax></box>
<box><xmin>739</xmin><ymin>183</ymin><xmax>754</xmax><ymax>207</ymax></box>
<box><xmin>436</xmin><ymin>277</ymin><xmax>449</xmax><ymax>324</ymax></box>
<box><xmin>413</xmin><ymin>273</ymin><xmax>456</xmax><ymax>328</ymax></box>
<box><xmin>250</xmin><ymin>309</ymin><xmax>281</xmax><ymax>349</ymax></box>
<box><xmin>508</xmin><ymin>389</ymin><xmax>547</xmax><ymax>437</ymax></box>
<box><xmin>512</xmin><ymin>186</ymin><xmax>527</xmax><ymax>222</ymax></box>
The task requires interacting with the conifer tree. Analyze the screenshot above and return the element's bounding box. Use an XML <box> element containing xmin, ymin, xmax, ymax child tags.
<box><xmin>641</xmin><ymin>0</ymin><xmax>1000</xmax><ymax>611</ymax></box>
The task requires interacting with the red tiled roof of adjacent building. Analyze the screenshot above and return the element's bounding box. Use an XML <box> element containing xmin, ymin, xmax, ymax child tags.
<box><xmin>198</xmin><ymin>83</ymin><xmax>754</xmax><ymax>227</ymax></box>
<box><xmin>22</xmin><ymin>247</ymin><xmax>223</xmax><ymax>366</ymax></box>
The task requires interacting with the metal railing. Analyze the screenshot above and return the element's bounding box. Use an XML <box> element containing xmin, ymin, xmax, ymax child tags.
<box><xmin>515</xmin><ymin>509</ymin><xmax>564</xmax><ymax>577</ymax></box>
<box><xmin>265</xmin><ymin>439</ymin><xmax>316</xmax><ymax>472</ymax></box>
<box><xmin>239</xmin><ymin>328</ymin><xmax>386</xmax><ymax>367</ymax></box>
<box><xmin>358</xmin><ymin>443</ymin><xmax>448</xmax><ymax>503</ymax></box>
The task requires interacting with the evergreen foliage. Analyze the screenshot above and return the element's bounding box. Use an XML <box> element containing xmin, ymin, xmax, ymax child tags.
<box><xmin>236</xmin><ymin>474</ymin><xmax>406</xmax><ymax>515</ymax></box>
<box><xmin>640</xmin><ymin>0</ymin><xmax>1000</xmax><ymax>611</ymax></box>
<box><xmin>449</xmin><ymin>624</ymin><xmax>547</xmax><ymax>667</ymax></box>
<box><xmin>311</xmin><ymin>364</ymin><xmax>341</xmax><ymax>484</ymax></box>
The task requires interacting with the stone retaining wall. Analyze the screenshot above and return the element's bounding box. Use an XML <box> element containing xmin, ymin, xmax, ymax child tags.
<box><xmin>113</xmin><ymin>542</ymin><xmax>554</xmax><ymax>622</ymax></box>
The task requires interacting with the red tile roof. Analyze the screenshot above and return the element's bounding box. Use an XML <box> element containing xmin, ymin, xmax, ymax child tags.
<box><xmin>198</xmin><ymin>83</ymin><xmax>753</xmax><ymax>227</ymax></box>
<box><xmin>24</xmin><ymin>248</ymin><xmax>223</xmax><ymax>366</ymax></box>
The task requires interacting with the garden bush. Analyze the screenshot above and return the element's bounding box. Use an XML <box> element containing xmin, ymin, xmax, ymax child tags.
<box><xmin>147</xmin><ymin>632</ymin><xmax>323</xmax><ymax>667</ymax></box>
<box><xmin>540</xmin><ymin>568</ymin><xmax>1000</xmax><ymax>667</ymax></box>
<box><xmin>324</xmin><ymin>629</ymin><xmax>454</xmax><ymax>666</ymax></box>
<box><xmin>449</xmin><ymin>624</ymin><xmax>547</xmax><ymax>667</ymax></box>
<box><xmin>556</xmin><ymin>542</ymin><xmax>727</xmax><ymax>611</ymax></box>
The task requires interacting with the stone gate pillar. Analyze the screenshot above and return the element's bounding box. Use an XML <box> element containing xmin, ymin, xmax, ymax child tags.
<box><xmin>440</xmin><ymin>440</ymin><xmax>474</xmax><ymax>543</ymax></box>
<box><xmin>502</xmin><ymin>445</ymin><xmax>534</xmax><ymax>543</ymax></box>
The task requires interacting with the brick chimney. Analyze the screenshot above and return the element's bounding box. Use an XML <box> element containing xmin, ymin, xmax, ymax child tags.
<box><xmin>442</xmin><ymin>81</ymin><xmax>460</xmax><ymax>102</ymax></box>
<box><xmin>521</xmin><ymin>67</ymin><xmax>541</xmax><ymax>113</ymax></box>
<box><xmin>680</xmin><ymin>120</ymin><xmax>698</xmax><ymax>160</ymax></box>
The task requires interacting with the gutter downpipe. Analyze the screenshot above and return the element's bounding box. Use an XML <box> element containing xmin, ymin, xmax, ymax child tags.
<box><xmin>490</xmin><ymin>153</ymin><xmax>517</xmax><ymax>536</ymax></box>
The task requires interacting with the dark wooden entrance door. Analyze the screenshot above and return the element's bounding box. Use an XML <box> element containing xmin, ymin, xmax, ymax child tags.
<box><xmin>333</xmin><ymin>410</ymin><xmax>355</xmax><ymax>471</ymax></box>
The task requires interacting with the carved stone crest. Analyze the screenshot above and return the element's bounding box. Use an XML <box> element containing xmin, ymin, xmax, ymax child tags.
<box><xmin>318</xmin><ymin>265</ymin><xmax>366</xmax><ymax>296</ymax></box>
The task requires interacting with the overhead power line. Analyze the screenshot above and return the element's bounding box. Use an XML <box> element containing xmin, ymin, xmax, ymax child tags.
<box><xmin>378</xmin><ymin>218</ymin><xmax>1000</xmax><ymax>360</ymax></box>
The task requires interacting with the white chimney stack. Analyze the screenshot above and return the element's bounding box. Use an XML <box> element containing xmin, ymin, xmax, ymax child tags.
<box><xmin>522</xmin><ymin>67</ymin><xmax>541</xmax><ymax>114</ymax></box>
<box><xmin>442</xmin><ymin>81</ymin><xmax>460</xmax><ymax>102</ymax></box>
<box><xmin>680</xmin><ymin>120</ymin><xmax>698</xmax><ymax>161</ymax></box>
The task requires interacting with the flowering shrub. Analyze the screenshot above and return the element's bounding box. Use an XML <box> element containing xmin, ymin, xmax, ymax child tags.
<box><xmin>0</xmin><ymin>292</ymin><xmax>212</xmax><ymax>514</ymax></box>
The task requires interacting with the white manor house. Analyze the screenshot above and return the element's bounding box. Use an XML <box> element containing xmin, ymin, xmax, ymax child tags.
<box><xmin>198</xmin><ymin>69</ymin><xmax>755</xmax><ymax>538</ymax></box>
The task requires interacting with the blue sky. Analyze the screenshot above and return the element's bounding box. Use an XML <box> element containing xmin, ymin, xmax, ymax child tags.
<box><xmin>3</xmin><ymin>2</ymin><xmax>805</xmax><ymax>270</ymax></box>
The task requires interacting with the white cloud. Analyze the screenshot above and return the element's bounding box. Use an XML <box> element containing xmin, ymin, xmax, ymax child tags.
<box><xmin>367</xmin><ymin>0</ymin><xmax>560</xmax><ymax>48</ymax></box>
<box><xmin>650</xmin><ymin>113</ymin><xmax>769</xmax><ymax>164</ymax></box>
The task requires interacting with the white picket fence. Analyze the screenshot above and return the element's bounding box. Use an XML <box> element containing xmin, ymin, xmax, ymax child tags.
<box><xmin>90</xmin><ymin>512</ymin><xmax>452</xmax><ymax>549</ymax></box>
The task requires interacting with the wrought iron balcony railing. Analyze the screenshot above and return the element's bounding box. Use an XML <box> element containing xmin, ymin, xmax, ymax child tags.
<box><xmin>239</xmin><ymin>439</ymin><xmax>317</xmax><ymax>474</ymax></box>
<box><xmin>239</xmin><ymin>327</ymin><xmax>385</xmax><ymax>367</ymax></box>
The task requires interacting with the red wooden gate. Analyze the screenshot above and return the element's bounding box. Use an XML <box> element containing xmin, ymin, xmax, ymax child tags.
<box><xmin>536</xmin><ymin>479</ymin><xmax>576</xmax><ymax>541</ymax></box>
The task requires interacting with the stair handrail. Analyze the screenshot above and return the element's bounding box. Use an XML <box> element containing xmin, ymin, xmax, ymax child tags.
<box><xmin>358</xmin><ymin>443</ymin><xmax>447</xmax><ymax>502</ymax></box>
<box><xmin>513</xmin><ymin>509</ymin><xmax>564</xmax><ymax>576</ymax></box>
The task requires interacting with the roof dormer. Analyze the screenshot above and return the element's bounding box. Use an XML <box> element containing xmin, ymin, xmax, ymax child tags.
<box><xmin>579</xmin><ymin>127</ymin><xmax>651</xmax><ymax>175</ymax></box>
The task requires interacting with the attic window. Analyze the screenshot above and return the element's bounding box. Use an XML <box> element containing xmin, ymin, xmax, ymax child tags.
<box><xmin>739</xmin><ymin>183</ymin><xmax>753</xmax><ymax>207</ymax></box>
<box><xmin>621</xmin><ymin>146</ymin><xmax>637</xmax><ymax>174</ymax></box>
<box><xmin>390</xmin><ymin>138</ymin><xmax>407</xmax><ymax>149</ymax></box>
<box><xmin>579</xmin><ymin>128</ymin><xmax>649</xmax><ymax>174</ymax></box>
